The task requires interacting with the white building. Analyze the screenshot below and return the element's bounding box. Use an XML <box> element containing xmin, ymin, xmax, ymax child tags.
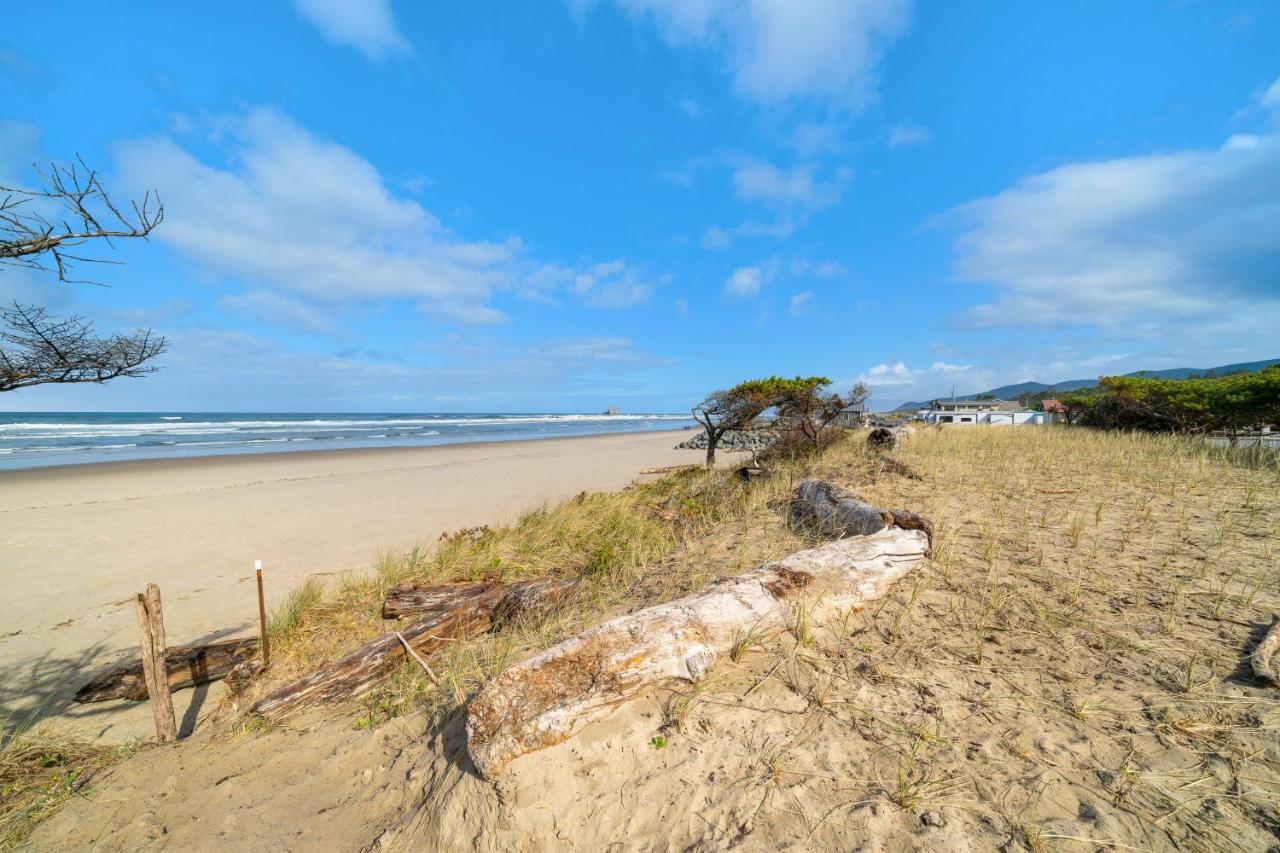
<box><xmin>922</xmin><ymin>398</ymin><xmax>1048</xmax><ymax>426</ymax></box>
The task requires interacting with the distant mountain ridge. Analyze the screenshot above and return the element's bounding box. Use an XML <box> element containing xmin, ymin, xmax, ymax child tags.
<box><xmin>890</xmin><ymin>358</ymin><xmax>1280</xmax><ymax>412</ymax></box>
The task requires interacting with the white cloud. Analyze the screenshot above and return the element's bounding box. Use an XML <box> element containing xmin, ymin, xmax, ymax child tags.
<box><xmin>591</xmin><ymin>0</ymin><xmax>910</xmax><ymax>110</ymax></box>
<box><xmin>219</xmin><ymin>290</ymin><xmax>333</xmax><ymax>334</ymax></box>
<box><xmin>947</xmin><ymin>83</ymin><xmax>1280</xmax><ymax>343</ymax></box>
<box><xmin>723</xmin><ymin>259</ymin><xmax>778</xmax><ymax>298</ymax></box>
<box><xmin>928</xmin><ymin>361</ymin><xmax>971</xmax><ymax>374</ymax></box>
<box><xmin>708</xmin><ymin>158</ymin><xmax>852</xmax><ymax>245</ymax></box>
<box><xmin>888</xmin><ymin>121</ymin><xmax>932</xmax><ymax>148</ymax></box>
<box><xmin>789</xmin><ymin>259</ymin><xmax>846</xmax><ymax>278</ymax></box>
<box><xmin>113</xmin><ymin>108</ymin><xmax>653</xmax><ymax>325</ymax></box>
<box><xmin>724</xmin><ymin>266</ymin><xmax>765</xmax><ymax>298</ymax></box>
<box><xmin>856</xmin><ymin>361</ymin><xmax>921</xmax><ymax>387</ymax></box>
<box><xmin>1262</xmin><ymin>77</ymin><xmax>1280</xmax><ymax>109</ymax></box>
<box><xmin>701</xmin><ymin>225</ymin><xmax>732</xmax><ymax>250</ymax></box>
<box><xmin>787</xmin><ymin>290</ymin><xmax>812</xmax><ymax>316</ymax></box>
<box><xmin>677</xmin><ymin>97</ymin><xmax>701</xmax><ymax>118</ymax></box>
<box><xmin>289</xmin><ymin>0</ymin><xmax>410</xmax><ymax>61</ymax></box>
<box><xmin>571</xmin><ymin>260</ymin><xmax>653</xmax><ymax>308</ymax></box>
<box><xmin>115</xmin><ymin>108</ymin><xmax>516</xmax><ymax>324</ymax></box>
<box><xmin>732</xmin><ymin>160</ymin><xmax>850</xmax><ymax>210</ymax></box>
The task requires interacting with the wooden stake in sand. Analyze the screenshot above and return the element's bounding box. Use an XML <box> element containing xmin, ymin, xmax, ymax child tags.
<box><xmin>134</xmin><ymin>583</ymin><xmax>177</xmax><ymax>743</ymax></box>
<box><xmin>255</xmin><ymin>560</ymin><xmax>270</xmax><ymax>667</ymax></box>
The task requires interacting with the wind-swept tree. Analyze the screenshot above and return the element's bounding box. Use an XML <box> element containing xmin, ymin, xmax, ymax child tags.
<box><xmin>0</xmin><ymin>158</ymin><xmax>166</xmax><ymax>391</ymax></box>
<box><xmin>692</xmin><ymin>375</ymin><xmax>866</xmax><ymax>466</ymax></box>
<box><xmin>691</xmin><ymin>385</ymin><xmax>770</xmax><ymax>467</ymax></box>
<box><xmin>773</xmin><ymin>377</ymin><xmax>869</xmax><ymax>455</ymax></box>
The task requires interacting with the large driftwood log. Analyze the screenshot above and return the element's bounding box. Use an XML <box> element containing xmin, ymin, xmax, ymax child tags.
<box><xmin>75</xmin><ymin>636</ymin><xmax>260</xmax><ymax>703</ymax></box>
<box><xmin>253</xmin><ymin>577</ymin><xmax>579</xmax><ymax>719</ymax></box>
<box><xmin>1253</xmin><ymin>615</ymin><xmax>1280</xmax><ymax>686</ymax></box>
<box><xmin>465</xmin><ymin>527</ymin><xmax>929</xmax><ymax>778</ymax></box>
<box><xmin>788</xmin><ymin>479</ymin><xmax>933</xmax><ymax>551</ymax></box>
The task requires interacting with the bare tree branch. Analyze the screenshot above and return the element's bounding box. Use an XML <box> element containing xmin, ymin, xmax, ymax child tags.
<box><xmin>0</xmin><ymin>156</ymin><xmax>163</xmax><ymax>285</ymax></box>
<box><xmin>0</xmin><ymin>302</ymin><xmax>166</xmax><ymax>392</ymax></box>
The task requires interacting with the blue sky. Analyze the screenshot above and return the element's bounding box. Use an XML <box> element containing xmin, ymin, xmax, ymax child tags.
<box><xmin>1</xmin><ymin>0</ymin><xmax>1277</xmax><ymax>412</ymax></box>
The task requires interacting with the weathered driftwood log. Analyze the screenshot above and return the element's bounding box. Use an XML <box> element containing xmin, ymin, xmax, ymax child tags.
<box><xmin>788</xmin><ymin>479</ymin><xmax>933</xmax><ymax>551</ymax></box>
<box><xmin>867</xmin><ymin>427</ymin><xmax>898</xmax><ymax>449</ymax></box>
<box><xmin>382</xmin><ymin>581</ymin><xmax>503</xmax><ymax>619</ymax></box>
<box><xmin>465</xmin><ymin>527</ymin><xmax>929</xmax><ymax>778</ymax></box>
<box><xmin>75</xmin><ymin>636</ymin><xmax>260</xmax><ymax>703</ymax></box>
<box><xmin>253</xmin><ymin>577</ymin><xmax>579</xmax><ymax>719</ymax></box>
<box><xmin>1252</xmin><ymin>615</ymin><xmax>1280</xmax><ymax>685</ymax></box>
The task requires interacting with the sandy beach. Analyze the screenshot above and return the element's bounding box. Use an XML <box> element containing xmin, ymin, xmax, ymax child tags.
<box><xmin>0</xmin><ymin>430</ymin><xmax>696</xmax><ymax>739</ymax></box>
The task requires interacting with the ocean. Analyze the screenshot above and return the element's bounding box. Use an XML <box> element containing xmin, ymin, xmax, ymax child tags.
<box><xmin>0</xmin><ymin>412</ymin><xmax>697</xmax><ymax>470</ymax></box>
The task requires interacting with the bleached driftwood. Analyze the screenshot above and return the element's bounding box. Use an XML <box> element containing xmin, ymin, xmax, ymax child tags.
<box><xmin>1253</xmin><ymin>615</ymin><xmax>1280</xmax><ymax>686</ymax></box>
<box><xmin>788</xmin><ymin>479</ymin><xmax>933</xmax><ymax>551</ymax></box>
<box><xmin>253</xmin><ymin>577</ymin><xmax>578</xmax><ymax>719</ymax></box>
<box><xmin>75</xmin><ymin>636</ymin><xmax>259</xmax><ymax>703</ymax></box>
<box><xmin>465</xmin><ymin>526</ymin><xmax>929</xmax><ymax>778</ymax></box>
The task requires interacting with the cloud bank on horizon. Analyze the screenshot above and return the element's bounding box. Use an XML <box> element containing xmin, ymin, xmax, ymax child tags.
<box><xmin>1</xmin><ymin>1</ymin><xmax>1277</xmax><ymax>411</ymax></box>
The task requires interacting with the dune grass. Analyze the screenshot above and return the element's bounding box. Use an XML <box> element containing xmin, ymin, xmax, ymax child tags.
<box><xmin>0</xmin><ymin>713</ymin><xmax>137</xmax><ymax>848</ymax></box>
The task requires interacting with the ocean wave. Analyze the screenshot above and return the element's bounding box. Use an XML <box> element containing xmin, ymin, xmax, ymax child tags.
<box><xmin>0</xmin><ymin>414</ymin><xmax>689</xmax><ymax>438</ymax></box>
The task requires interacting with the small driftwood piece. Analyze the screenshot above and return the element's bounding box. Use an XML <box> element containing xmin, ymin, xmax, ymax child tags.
<box><xmin>1252</xmin><ymin>615</ymin><xmax>1280</xmax><ymax>685</ymax></box>
<box><xmin>75</xmin><ymin>637</ymin><xmax>260</xmax><ymax>703</ymax></box>
<box><xmin>253</xmin><ymin>577</ymin><xmax>578</xmax><ymax>719</ymax></box>
<box><xmin>466</xmin><ymin>526</ymin><xmax>929</xmax><ymax>778</ymax></box>
<box><xmin>874</xmin><ymin>455</ymin><xmax>921</xmax><ymax>481</ymax></box>
<box><xmin>788</xmin><ymin>479</ymin><xmax>933</xmax><ymax>551</ymax></box>
<box><xmin>135</xmin><ymin>583</ymin><xmax>177</xmax><ymax>743</ymax></box>
<box><xmin>639</xmin><ymin>464</ymin><xmax>699</xmax><ymax>475</ymax></box>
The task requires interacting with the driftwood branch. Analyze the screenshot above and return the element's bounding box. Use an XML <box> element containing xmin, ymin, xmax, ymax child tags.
<box><xmin>75</xmin><ymin>637</ymin><xmax>260</xmax><ymax>703</ymax></box>
<box><xmin>253</xmin><ymin>577</ymin><xmax>579</xmax><ymax>719</ymax></box>
<box><xmin>465</xmin><ymin>525</ymin><xmax>929</xmax><ymax>778</ymax></box>
<box><xmin>1253</xmin><ymin>615</ymin><xmax>1280</xmax><ymax>685</ymax></box>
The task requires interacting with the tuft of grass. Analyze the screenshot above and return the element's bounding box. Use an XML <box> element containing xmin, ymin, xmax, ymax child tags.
<box><xmin>267</xmin><ymin>577</ymin><xmax>324</xmax><ymax>648</ymax></box>
<box><xmin>0</xmin><ymin>715</ymin><xmax>137</xmax><ymax>848</ymax></box>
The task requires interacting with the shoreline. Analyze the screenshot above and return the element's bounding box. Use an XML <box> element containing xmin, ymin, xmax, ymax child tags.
<box><xmin>0</xmin><ymin>419</ymin><xmax>697</xmax><ymax>474</ymax></box>
<box><xmin>0</xmin><ymin>427</ymin><xmax>693</xmax><ymax>491</ymax></box>
<box><xmin>0</xmin><ymin>429</ymin><xmax>702</xmax><ymax>739</ymax></box>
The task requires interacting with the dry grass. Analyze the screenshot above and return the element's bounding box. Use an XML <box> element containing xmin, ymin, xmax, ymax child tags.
<box><xmin>0</xmin><ymin>714</ymin><xmax>137</xmax><ymax>848</ymax></box>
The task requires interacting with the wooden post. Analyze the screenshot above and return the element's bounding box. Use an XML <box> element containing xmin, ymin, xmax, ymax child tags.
<box><xmin>134</xmin><ymin>583</ymin><xmax>177</xmax><ymax>743</ymax></box>
<box><xmin>255</xmin><ymin>560</ymin><xmax>270</xmax><ymax>668</ymax></box>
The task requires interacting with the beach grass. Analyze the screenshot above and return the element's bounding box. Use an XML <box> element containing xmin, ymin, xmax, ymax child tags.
<box><xmin>0</xmin><ymin>713</ymin><xmax>137</xmax><ymax>848</ymax></box>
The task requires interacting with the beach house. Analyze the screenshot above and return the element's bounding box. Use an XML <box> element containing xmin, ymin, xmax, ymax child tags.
<box><xmin>922</xmin><ymin>398</ymin><xmax>1049</xmax><ymax>426</ymax></box>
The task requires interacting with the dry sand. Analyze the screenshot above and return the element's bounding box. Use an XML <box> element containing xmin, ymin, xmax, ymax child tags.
<box><xmin>0</xmin><ymin>430</ymin><xmax>695</xmax><ymax>739</ymax></box>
